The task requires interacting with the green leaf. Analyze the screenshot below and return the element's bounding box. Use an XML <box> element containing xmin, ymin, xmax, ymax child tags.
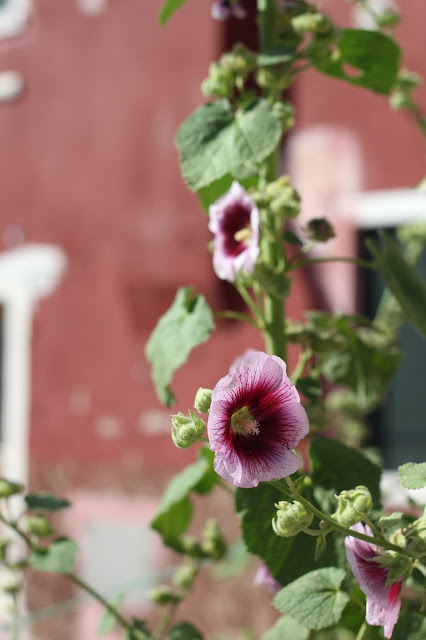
<box><xmin>398</xmin><ymin>462</ymin><xmax>426</xmax><ymax>490</ymax></box>
<box><xmin>159</xmin><ymin>0</ymin><xmax>189</xmax><ymax>26</ymax></box>
<box><xmin>310</xmin><ymin>437</ymin><xmax>382</xmax><ymax>508</ymax></box>
<box><xmin>313</xmin><ymin>29</ymin><xmax>401</xmax><ymax>94</ymax></box>
<box><xmin>168</xmin><ymin>622</ymin><xmax>203</xmax><ymax>639</ymax></box>
<box><xmin>273</xmin><ymin>568</ymin><xmax>349</xmax><ymax>630</ymax></box>
<box><xmin>366</xmin><ymin>231</ymin><xmax>426</xmax><ymax>337</ymax></box>
<box><xmin>176</xmin><ymin>99</ymin><xmax>282</xmax><ymax>191</ymax></box>
<box><xmin>262</xmin><ymin>615</ymin><xmax>309</xmax><ymax>640</ymax></box>
<box><xmin>29</xmin><ymin>538</ymin><xmax>78</xmax><ymax>573</ymax></box>
<box><xmin>145</xmin><ymin>287</ymin><xmax>215</xmax><ymax>406</ymax></box>
<box><xmin>235</xmin><ymin>483</ymin><xmax>342</xmax><ymax>587</ymax></box>
<box><xmin>24</xmin><ymin>492</ymin><xmax>71</xmax><ymax>512</ymax></box>
<box><xmin>392</xmin><ymin>611</ymin><xmax>426</xmax><ymax>640</ymax></box>
<box><xmin>197</xmin><ymin>171</ymin><xmax>258</xmax><ymax>213</ymax></box>
<box><xmin>283</xmin><ymin>230</ymin><xmax>303</xmax><ymax>246</ymax></box>
<box><xmin>97</xmin><ymin>593</ymin><xmax>126</xmax><ymax>635</ymax></box>
<box><xmin>151</xmin><ymin>448</ymin><xmax>216</xmax><ymax>549</ymax></box>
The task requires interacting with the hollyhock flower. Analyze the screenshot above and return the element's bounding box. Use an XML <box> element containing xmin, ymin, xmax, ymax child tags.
<box><xmin>345</xmin><ymin>522</ymin><xmax>402</xmax><ymax>639</ymax></box>
<box><xmin>254</xmin><ymin>564</ymin><xmax>281</xmax><ymax>594</ymax></box>
<box><xmin>207</xmin><ymin>350</ymin><xmax>309</xmax><ymax>488</ymax></box>
<box><xmin>208</xmin><ymin>182</ymin><xmax>260</xmax><ymax>282</ymax></box>
<box><xmin>211</xmin><ymin>1</ymin><xmax>247</xmax><ymax>21</ymax></box>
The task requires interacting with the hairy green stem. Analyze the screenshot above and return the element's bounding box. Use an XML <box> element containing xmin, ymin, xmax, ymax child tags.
<box><xmin>236</xmin><ymin>283</ymin><xmax>265</xmax><ymax>326</ymax></box>
<box><xmin>269</xmin><ymin>480</ymin><xmax>413</xmax><ymax>557</ymax></box>
<box><xmin>355</xmin><ymin>620</ymin><xmax>368</xmax><ymax>640</ymax></box>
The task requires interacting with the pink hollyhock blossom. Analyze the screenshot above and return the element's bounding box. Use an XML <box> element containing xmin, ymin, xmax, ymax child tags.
<box><xmin>211</xmin><ymin>1</ymin><xmax>247</xmax><ymax>21</ymax></box>
<box><xmin>207</xmin><ymin>350</ymin><xmax>309</xmax><ymax>488</ymax></box>
<box><xmin>254</xmin><ymin>563</ymin><xmax>281</xmax><ymax>594</ymax></box>
<box><xmin>345</xmin><ymin>522</ymin><xmax>402</xmax><ymax>639</ymax></box>
<box><xmin>209</xmin><ymin>182</ymin><xmax>260</xmax><ymax>282</ymax></box>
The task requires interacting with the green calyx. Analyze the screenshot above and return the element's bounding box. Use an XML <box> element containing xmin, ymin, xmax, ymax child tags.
<box><xmin>171</xmin><ymin>410</ymin><xmax>206</xmax><ymax>449</ymax></box>
<box><xmin>374</xmin><ymin>550</ymin><xmax>413</xmax><ymax>585</ymax></box>
<box><xmin>332</xmin><ymin>485</ymin><xmax>372</xmax><ymax>527</ymax></box>
<box><xmin>272</xmin><ymin>500</ymin><xmax>313</xmax><ymax>537</ymax></box>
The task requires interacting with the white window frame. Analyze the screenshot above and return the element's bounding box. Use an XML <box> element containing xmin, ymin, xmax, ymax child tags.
<box><xmin>0</xmin><ymin>0</ymin><xmax>32</xmax><ymax>40</ymax></box>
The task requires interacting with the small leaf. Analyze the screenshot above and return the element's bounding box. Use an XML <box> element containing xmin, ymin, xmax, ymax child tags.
<box><xmin>283</xmin><ymin>230</ymin><xmax>303</xmax><ymax>246</ymax></box>
<box><xmin>313</xmin><ymin>29</ymin><xmax>400</xmax><ymax>94</ymax></box>
<box><xmin>262</xmin><ymin>615</ymin><xmax>309</xmax><ymax>640</ymax></box>
<box><xmin>29</xmin><ymin>538</ymin><xmax>78</xmax><ymax>573</ymax></box>
<box><xmin>168</xmin><ymin>622</ymin><xmax>203</xmax><ymax>639</ymax></box>
<box><xmin>315</xmin><ymin>536</ymin><xmax>327</xmax><ymax>562</ymax></box>
<box><xmin>159</xmin><ymin>0</ymin><xmax>189</xmax><ymax>26</ymax></box>
<box><xmin>366</xmin><ymin>231</ymin><xmax>426</xmax><ymax>337</ymax></box>
<box><xmin>273</xmin><ymin>567</ymin><xmax>349</xmax><ymax>630</ymax></box>
<box><xmin>25</xmin><ymin>493</ymin><xmax>71</xmax><ymax>512</ymax></box>
<box><xmin>398</xmin><ymin>462</ymin><xmax>426</xmax><ymax>490</ymax></box>
<box><xmin>176</xmin><ymin>99</ymin><xmax>282</xmax><ymax>192</ymax></box>
<box><xmin>145</xmin><ymin>287</ymin><xmax>215</xmax><ymax>406</ymax></box>
<box><xmin>151</xmin><ymin>448</ymin><xmax>216</xmax><ymax>549</ymax></box>
<box><xmin>378</xmin><ymin>512</ymin><xmax>405</xmax><ymax>529</ymax></box>
<box><xmin>97</xmin><ymin>593</ymin><xmax>126</xmax><ymax>635</ymax></box>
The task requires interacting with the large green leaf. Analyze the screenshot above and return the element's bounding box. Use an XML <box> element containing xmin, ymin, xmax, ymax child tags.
<box><xmin>273</xmin><ymin>568</ymin><xmax>349</xmax><ymax>630</ymax></box>
<box><xmin>159</xmin><ymin>0</ymin><xmax>190</xmax><ymax>26</ymax></box>
<box><xmin>29</xmin><ymin>538</ymin><xmax>78</xmax><ymax>573</ymax></box>
<box><xmin>310</xmin><ymin>437</ymin><xmax>382</xmax><ymax>508</ymax></box>
<box><xmin>145</xmin><ymin>287</ymin><xmax>214</xmax><ymax>406</ymax></box>
<box><xmin>398</xmin><ymin>462</ymin><xmax>426</xmax><ymax>490</ymax></box>
<box><xmin>366</xmin><ymin>231</ymin><xmax>426</xmax><ymax>338</ymax></box>
<box><xmin>151</xmin><ymin>448</ymin><xmax>216</xmax><ymax>550</ymax></box>
<box><xmin>262</xmin><ymin>615</ymin><xmax>309</xmax><ymax>640</ymax></box>
<box><xmin>176</xmin><ymin>99</ymin><xmax>282</xmax><ymax>192</ymax></box>
<box><xmin>235</xmin><ymin>483</ymin><xmax>342</xmax><ymax>587</ymax></box>
<box><xmin>313</xmin><ymin>29</ymin><xmax>400</xmax><ymax>94</ymax></box>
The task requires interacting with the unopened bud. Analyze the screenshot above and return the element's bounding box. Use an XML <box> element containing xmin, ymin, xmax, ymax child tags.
<box><xmin>0</xmin><ymin>478</ymin><xmax>24</xmax><ymax>498</ymax></box>
<box><xmin>272</xmin><ymin>500</ymin><xmax>313</xmax><ymax>537</ymax></box>
<box><xmin>26</xmin><ymin>515</ymin><xmax>54</xmax><ymax>538</ymax></box>
<box><xmin>220</xmin><ymin>43</ymin><xmax>256</xmax><ymax>73</ymax></box>
<box><xmin>172</xmin><ymin>562</ymin><xmax>198</xmax><ymax>589</ymax></box>
<box><xmin>272</xmin><ymin>101</ymin><xmax>295</xmax><ymax>132</ymax></box>
<box><xmin>304</xmin><ymin>218</ymin><xmax>335</xmax><ymax>242</ymax></box>
<box><xmin>292</xmin><ymin>13</ymin><xmax>334</xmax><ymax>36</ymax></box>
<box><xmin>332</xmin><ymin>485</ymin><xmax>372</xmax><ymax>527</ymax></box>
<box><xmin>194</xmin><ymin>388</ymin><xmax>212</xmax><ymax>413</ymax></box>
<box><xmin>256</xmin><ymin>67</ymin><xmax>293</xmax><ymax>91</ymax></box>
<box><xmin>201</xmin><ymin>519</ymin><xmax>227</xmax><ymax>560</ymax></box>
<box><xmin>148</xmin><ymin>585</ymin><xmax>182</xmax><ymax>605</ymax></box>
<box><xmin>171</xmin><ymin>410</ymin><xmax>206</xmax><ymax>449</ymax></box>
<box><xmin>202</xmin><ymin>62</ymin><xmax>234</xmax><ymax>98</ymax></box>
<box><xmin>376</xmin><ymin>9</ymin><xmax>400</xmax><ymax>28</ymax></box>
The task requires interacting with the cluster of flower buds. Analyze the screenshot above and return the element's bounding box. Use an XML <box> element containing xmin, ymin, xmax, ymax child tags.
<box><xmin>202</xmin><ymin>43</ymin><xmax>257</xmax><ymax>98</ymax></box>
<box><xmin>272</xmin><ymin>500</ymin><xmax>313</xmax><ymax>537</ymax></box>
<box><xmin>252</xmin><ymin>176</ymin><xmax>300</xmax><ymax>220</ymax></box>
<box><xmin>171</xmin><ymin>410</ymin><xmax>206</xmax><ymax>449</ymax></box>
<box><xmin>332</xmin><ymin>485</ymin><xmax>372</xmax><ymax>527</ymax></box>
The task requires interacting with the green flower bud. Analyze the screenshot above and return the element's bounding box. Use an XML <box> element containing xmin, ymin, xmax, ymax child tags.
<box><xmin>26</xmin><ymin>515</ymin><xmax>54</xmax><ymax>538</ymax></box>
<box><xmin>256</xmin><ymin>67</ymin><xmax>293</xmax><ymax>91</ymax></box>
<box><xmin>202</xmin><ymin>62</ymin><xmax>234</xmax><ymax>98</ymax></box>
<box><xmin>171</xmin><ymin>410</ymin><xmax>206</xmax><ymax>449</ymax></box>
<box><xmin>376</xmin><ymin>9</ymin><xmax>400</xmax><ymax>28</ymax></box>
<box><xmin>374</xmin><ymin>550</ymin><xmax>413</xmax><ymax>585</ymax></box>
<box><xmin>332</xmin><ymin>485</ymin><xmax>372</xmax><ymax>527</ymax></box>
<box><xmin>266</xmin><ymin>178</ymin><xmax>300</xmax><ymax>220</ymax></box>
<box><xmin>390</xmin><ymin>90</ymin><xmax>410</xmax><ymax>110</ymax></box>
<box><xmin>201</xmin><ymin>519</ymin><xmax>227</xmax><ymax>560</ymax></box>
<box><xmin>172</xmin><ymin>562</ymin><xmax>198</xmax><ymax>589</ymax></box>
<box><xmin>292</xmin><ymin>13</ymin><xmax>334</xmax><ymax>36</ymax></box>
<box><xmin>272</xmin><ymin>500</ymin><xmax>313</xmax><ymax>537</ymax></box>
<box><xmin>304</xmin><ymin>218</ymin><xmax>336</xmax><ymax>242</ymax></box>
<box><xmin>397</xmin><ymin>70</ymin><xmax>421</xmax><ymax>91</ymax></box>
<box><xmin>220</xmin><ymin>43</ymin><xmax>257</xmax><ymax>74</ymax></box>
<box><xmin>194</xmin><ymin>388</ymin><xmax>212</xmax><ymax>413</ymax></box>
<box><xmin>148</xmin><ymin>585</ymin><xmax>182</xmax><ymax>605</ymax></box>
<box><xmin>0</xmin><ymin>478</ymin><xmax>24</xmax><ymax>498</ymax></box>
<box><xmin>272</xmin><ymin>101</ymin><xmax>295</xmax><ymax>132</ymax></box>
<box><xmin>404</xmin><ymin>508</ymin><xmax>426</xmax><ymax>559</ymax></box>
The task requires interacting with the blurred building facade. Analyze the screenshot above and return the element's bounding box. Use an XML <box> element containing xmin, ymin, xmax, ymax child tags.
<box><xmin>0</xmin><ymin>0</ymin><xmax>424</xmax><ymax>638</ymax></box>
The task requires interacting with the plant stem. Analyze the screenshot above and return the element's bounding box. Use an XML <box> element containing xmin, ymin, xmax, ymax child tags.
<box><xmin>355</xmin><ymin>620</ymin><xmax>368</xmax><ymax>640</ymax></box>
<box><xmin>269</xmin><ymin>480</ymin><xmax>413</xmax><ymax>557</ymax></box>
<box><xmin>363</xmin><ymin>515</ymin><xmax>383</xmax><ymax>539</ymax></box>
<box><xmin>214</xmin><ymin>310</ymin><xmax>259</xmax><ymax>328</ymax></box>
<box><xmin>67</xmin><ymin>572</ymin><xmax>132</xmax><ymax>632</ymax></box>
<box><xmin>288</xmin><ymin>256</ymin><xmax>377</xmax><ymax>271</ymax></box>
<box><xmin>236</xmin><ymin>283</ymin><xmax>265</xmax><ymax>326</ymax></box>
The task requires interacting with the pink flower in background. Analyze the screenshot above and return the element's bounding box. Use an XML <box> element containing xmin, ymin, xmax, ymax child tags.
<box><xmin>345</xmin><ymin>522</ymin><xmax>402</xmax><ymax>638</ymax></box>
<box><xmin>209</xmin><ymin>182</ymin><xmax>260</xmax><ymax>282</ymax></box>
<box><xmin>207</xmin><ymin>351</ymin><xmax>309</xmax><ymax>488</ymax></box>
<box><xmin>254</xmin><ymin>563</ymin><xmax>281</xmax><ymax>594</ymax></box>
<box><xmin>211</xmin><ymin>1</ymin><xmax>247</xmax><ymax>21</ymax></box>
